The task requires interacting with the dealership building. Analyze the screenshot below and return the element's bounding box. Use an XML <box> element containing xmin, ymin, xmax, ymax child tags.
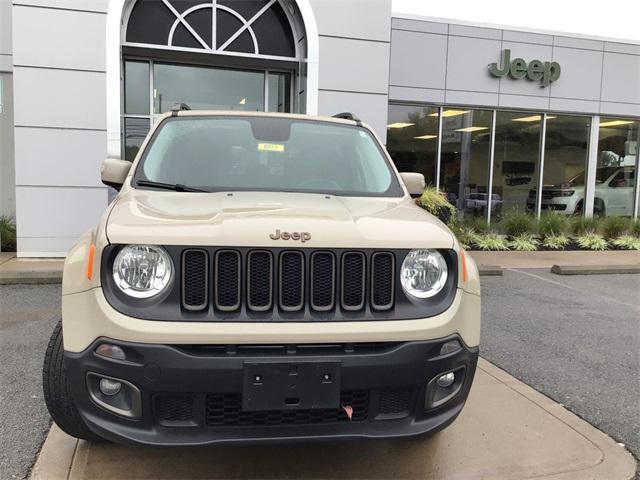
<box><xmin>0</xmin><ymin>0</ymin><xmax>639</xmax><ymax>256</ymax></box>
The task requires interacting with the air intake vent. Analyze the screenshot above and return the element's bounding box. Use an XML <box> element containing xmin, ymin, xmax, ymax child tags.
<box><xmin>279</xmin><ymin>251</ymin><xmax>304</xmax><ymax>311</ymax></box>
<box><xmin>215</xmin><ymin>250</ymin><xmax>241</xmax><ymax>311</ymax></box>
<box><xmin>247</xmin><ymin>250</ymin><xmax>273</xmax><ymax>311</ymax></box>
<box><xmin>341</xmin><ymin>252</ymin><xmax>365</xmax><ymax>311</ymax></box>
<box><xmin>181</xmin><ymin>250</ymin><xmax>208</xmax><ymax>311</ymax></box>
<box><xmin>371</xmin><ymin>252</ymin><xmax>394</xmax><ymax>310</ymax></box>
<box><xmin>310</xmin><ymin>252</ymin><xmax>335</xmax><ymax>311</ymax></box>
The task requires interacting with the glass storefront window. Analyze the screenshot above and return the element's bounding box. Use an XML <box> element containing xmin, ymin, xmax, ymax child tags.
<box><xmin>540</xmin><ymin>115</ymin><xmax>591</xmax><ymax>216</ymax></box>
<box><xmin>123</xmin><ymin>118</ymin><xmax>150</xmax><ymax>161</ymax></box>
<box><xmin>386</xmin><ymin>105</ymin><xmax>439</xmax><ymax>186</ymax></box>
<box><xmin>268</xmin><ymin>72</ymin><xmax>291</xmax><ymax>113</ymax></box>
<box><xmin>595</xmin><ymin>118</ymin><xmax>639</xmax><ymax>217</ymax></box>
<box><xmin>440</xmin><ymin>109</ymin><xmax>493</xmax><ymax>218</ymax></box>
<box><xmin>124</xmin><ymin>61</ymin><xmax>150</xmax><ymax>115</ymax></box>
<box><xmin>492</xmin><ymin>112</ymin><xmax>542</xmax><ymax>219</ymax></box>
<box><xmin>153</xmin><ymin>63</ymin><xmax>265</xmax><ymax>113</ymax></box>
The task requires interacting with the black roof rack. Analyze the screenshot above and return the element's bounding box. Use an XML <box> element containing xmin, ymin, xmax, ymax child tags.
<box><xmin>332</xmin><ymin>112</ymin><xmax>362</xmax><ymax>126</ymax></box>
<box><xmin>171</xmin><ymin>103</ymin><xmax>191</xmax><ymax>116</ymax></box>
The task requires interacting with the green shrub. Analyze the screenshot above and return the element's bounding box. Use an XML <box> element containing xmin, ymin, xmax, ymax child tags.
<box><xmin>542</xmin><ymin>233</ymin><xmax>571</xmax><ymax>250</ymax></box>
<box><xmin>611</xmin><ymin>235</ymin><xmax>640</xmax><ymax>250</ymax></box>
<box><xmin>538</xmin><ymin>211</ymin><xmax>570</xmax><ymax>237</ymax></box>
<box><xmin>600</xmin><ymin>216</ymin><xmax>630</xmax><ymax>239</ymax></box>
<box><xmin>500</xmin><ymin>209</ymin><xmax>536</xmax><ymax>237</ymax></box>
<box><xmin>469</xmin><ymin>216</ymin><xmax>489</xmax><ymax>234</ymax></box>
<box><xmin>419</xmin><ymin>187</ymin><xmax>456</xmax><ymax>223</ymax></box>
<box><xmin>630</xmin><ymin>219</ymin><xmax>640</xmax><ymax>237</ymax></box>
<box><xmin>457</xmin><ymin>228</ymin><xmax>478</xmax><ymax>250</ymax></box>
<box><xmin>508</xmin><ymin>234</ymin><xmax>540</xmax><ymax>251</ymax></box>
<box><xmin>473</xmin><ymin>232</ymin><xmax>509</xmax><ymax>251</ymax></box>
<box><xmin>570</xmin><ymin>216</ymin><xmax>600</xmax><ymax>236</ymax></box>
<box><xmin>575</xmin><ymin>232</ymin><xmax>608</xmax><ymax>250</ymax></box>
<box><xmin>0</xmin><ymin>216</ymin><xmax>16</xmax><ymax>252</ymax></box>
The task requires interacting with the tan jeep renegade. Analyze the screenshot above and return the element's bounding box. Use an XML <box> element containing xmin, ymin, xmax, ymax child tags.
<box><xmin>43</xmin><ymin>108</ymin><xmax>480</xmax><ymax>446</ymax></box>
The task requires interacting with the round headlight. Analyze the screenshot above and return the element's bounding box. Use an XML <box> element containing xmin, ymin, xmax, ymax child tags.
<box><xmin>400</xmin><ymin>249</ymin><xmax>448</xmax><ymax>299</ymax></box>
<box><xmin>112</xmin><ymin>245</ymin><xmax>173</xmax><ymax>298</ymax></box>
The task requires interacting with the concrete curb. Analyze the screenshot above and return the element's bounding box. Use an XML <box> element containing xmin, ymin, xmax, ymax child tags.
<box><xmin>551</xmin><ymin>264</ymin><xmax>640</xmax><ymax>275</ymax></box>
<box><xmin>478</xmin><ymin>265</ymin><xmax>503</xmax><ymax>276</ymax></box>
<box><xmin>0</xmin><ymin>271</ymin><xmax>62</xmax><ymax>285</ymax></box>
<box><xmin>29</xmin><ymin>359</ymin><xmax>636</xmax><ymax>480</ymax></box>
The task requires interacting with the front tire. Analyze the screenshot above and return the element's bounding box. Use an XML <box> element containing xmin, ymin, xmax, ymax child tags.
<box><xmin>42</xmin><ymin>321</ymin><xmax>103</xmax><ymax>441</ymax></box>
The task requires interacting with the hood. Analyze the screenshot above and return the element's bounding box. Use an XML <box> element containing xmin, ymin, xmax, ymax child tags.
<box><xmin>106</xmin><ymin>190</ymin><xmax>454</xmax><ymax>249</ymax></box>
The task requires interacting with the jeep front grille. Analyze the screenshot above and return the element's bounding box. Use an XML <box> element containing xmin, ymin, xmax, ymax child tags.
<box><xmin>180</xmin><ymin>249</ymin><xmax>396</xmax><ymax>314</ymax></box>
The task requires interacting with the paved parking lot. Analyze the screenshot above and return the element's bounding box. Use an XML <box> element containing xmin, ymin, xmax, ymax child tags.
<box><xmin>0</xmin><ymin>271</ymin><xmax>638</xmax><ymax>478</ymax></box>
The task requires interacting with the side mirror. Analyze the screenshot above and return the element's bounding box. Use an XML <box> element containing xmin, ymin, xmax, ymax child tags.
<box><xmin>400</xmin><ymin>172</ymin><xmax>426</xmax><ymax>197</ymax></box>
<box><xmin>101</xmin><ymin>158</ymin><xmax>132</xmax><ymax>190</ymax></box>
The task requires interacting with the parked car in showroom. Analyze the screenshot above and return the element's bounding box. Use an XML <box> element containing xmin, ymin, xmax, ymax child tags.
<box><xmin>464</xmin><ymin>193</ymin><xmax>503</xmax><ymax>216</ymax></box>
<box><xmin>526</xmin><ymin>166</ymin><xmax>636</xmax><ymax>216</ymax></box>
<box><xmin>43</xmin><ymin>108</ymin><xmax>480</xmax><ymax>446</ymax></box>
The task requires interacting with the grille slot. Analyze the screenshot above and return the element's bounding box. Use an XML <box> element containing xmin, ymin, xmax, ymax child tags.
<box><xmin>247</xmin><ymin>251</ymin><xmax>273</xmax><ymax>311</ymax></box>
<box><xmin>371</xmin><ymin>252</ymin><xmax>395</xmax><ymax>310</ymax></box>
<box><xmin>154</xmin><ymin>394</ymin><xmax>196</xmax><ymax>426</ymax></box>
<box><xmin>310</xmin><ymin>251</ymin><xmax>335</xmax><ymax>311</ymax></box>
<box><xmin>205</xmin><ymin>391</ymin><xmax>369</xmax><ymax>426</ymax></box>
<box><xmin>181</xmin><ymin>250</ymin><xmax>208</xmax><ymax>311</ymax></box>
<box><xmin>215</xmin><ymin>250</ymin><xmax>241</xmax><ymax>311</ymax></box>
<box><xmin>341</xmin><ymin>252</ymin><xmax>366</xmax><ymax>311</ymax></box>
<box><xmin>279</xmin><ymin>251</ymin><xmax>304</xmax><ymax>311</ymax></box>
<box><xmin>377</xmin><ymin>388</ymin><xmax>413</xmax><ymax>419</ymax></box>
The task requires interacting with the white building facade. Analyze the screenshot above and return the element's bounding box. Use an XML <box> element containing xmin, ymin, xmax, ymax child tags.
<box><xmin>0</xmin><ymin>0</ymin><xmax>638</xmax><ymax>256</ymax></box>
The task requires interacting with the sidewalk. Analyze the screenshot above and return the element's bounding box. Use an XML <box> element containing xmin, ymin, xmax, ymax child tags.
<box><xmin>1</xmin><ymin>251</ymin><xmax>639</xmax><ymax>284</ymax></box>
<box><xmin>31</xmin><ymin>359</ymin><xmax>636</xmax><ymax>480</ymax></box>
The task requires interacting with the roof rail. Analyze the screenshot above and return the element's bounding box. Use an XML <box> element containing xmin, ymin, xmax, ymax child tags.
<box><xmin>171</xmin><ymin>103</ymin><xmax>191</xmax><ymax>116</ymax></box>
<box><xmin>332</xmin><ymin>112</ymin><xmax>362</xmax><ymax>126</ymax></box>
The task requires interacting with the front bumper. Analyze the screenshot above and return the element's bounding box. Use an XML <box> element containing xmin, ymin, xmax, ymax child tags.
<box><xmin>65</xmin><ymin>336</ymin><xmax>478</xmax><ymax>446</ymax></box>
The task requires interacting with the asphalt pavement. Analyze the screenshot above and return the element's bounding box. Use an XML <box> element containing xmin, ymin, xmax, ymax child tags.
<box><xmin>0</xmin><ymin>284</ymin><xmax>60</xmax><ymax>480</ymax></box>
<box><xmin>1</xmin><ymin>273</ymin><xmax>638</xmax><ymax>479</ymax></box>
<box><xmin>481</xmin><ymin>269</ymin><xmax>640</xmax><ymax>462</ymax></box>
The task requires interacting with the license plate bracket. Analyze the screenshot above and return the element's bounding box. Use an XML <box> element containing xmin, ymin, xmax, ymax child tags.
<box><xmin>242</xmin><ymin>361</ymin><xmax>341</xmax><ymax>411</ymax></box>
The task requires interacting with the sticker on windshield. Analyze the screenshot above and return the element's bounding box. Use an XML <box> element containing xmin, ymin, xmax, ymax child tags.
<box><xmin>258</xmin><ymin>143</ymin><xmax>285</xmax><ymax>152</ymax></box>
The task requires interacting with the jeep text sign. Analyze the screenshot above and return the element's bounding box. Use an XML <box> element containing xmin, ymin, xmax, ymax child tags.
<box><xmin>488</xmin><ymin>49</ymin><xmax>561</xmax><ymax>87</ymax></box>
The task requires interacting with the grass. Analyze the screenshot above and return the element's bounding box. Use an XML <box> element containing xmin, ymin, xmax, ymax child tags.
<box><xmin>538</xmin><ymin>211</ymin><xmax>570</xmax><ymax>237</ymax></box>
<box><xmin>473</xmin><ymin>232</ymin><xmax>509</xmax><ymax>251</ymax></box>
<box><xmin>499</xmin><ymin>209</ymin><xmax>537</xmax><ymax>237</ymax></box>
<box><xmin>630</xmin><ymin>219</ymin><xmax>640</xmax><ymax>237</ymax></box>
<box><xmin>611</xmin><ymin>235</ymin><xmax>640</xmax><ymax>250</ymax></box>
<box><xmin>419</xmin><ymin>187</ymin><xmax>456</xmax><ymax>222</ymax></box>
<box><xmin>570</xmin><ymin>216</ymin><xmax>601</xmax><ymax>236</ymax></box>
<box><xmin>542</xmin><ymin>233</ymin><xmax>571</xmax><ymax>250</ymax></box>
<box><xmin>0</xmin><ymin>216</ymin><xmax>16</xmax><ymax>252</ymax></box>
<box><xmin>508</xmin><ymin>234</ymin><xmax>540</xmax><ymax>251</ymax></box>
<box><xmin>600</xmin><ymin>216</ymin><xmax>630</xmax><ymax>239</ymax></box>
<box><xmin>575</xmin><ymin>232</ymin><xmax>608</xmax><ymax>251</ymax></box>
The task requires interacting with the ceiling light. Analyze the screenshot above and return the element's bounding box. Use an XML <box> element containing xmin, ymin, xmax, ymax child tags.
<box><xmin>239</xmin><ymin>98</ymin><xmax>246</xmax><ymax>105</ymax></box>
<box><xmin>455</xmin><ymin>126</ymin><xmax>489</xmax><ymax>132</ymax></box>
<box><xmin>599</xmin><ymin>120</ymin><xmax>634</xmax><ymax>128</ymax></box>
<box><xmin>387</xmin><ymin>122</ymin><xmax>414</xmax><ymax>129</ymax></box>
<box><xmin>429</xmin><ymin>109</ymin><xmax>470</xmax><ymax>118</ymax></box>
<box><xmin>413</xmin><ymin>134</ymin><xmax>437</xmax><ymax>140</ymax></box>
<box><xmin>512</xmin><ymin>115</ymin><xmax>556</xmax><ymax>122</ymax></box>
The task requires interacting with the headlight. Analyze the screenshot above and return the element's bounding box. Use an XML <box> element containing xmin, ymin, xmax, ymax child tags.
<box><xmin>112</xmin><ymin>245</ymin><xmax>173</xmax><ymax>298</ymax></box>
<box><xmin>400</xmin><ymin>249</ymin><xmax>448</xmax><ymax>299</ymax></box>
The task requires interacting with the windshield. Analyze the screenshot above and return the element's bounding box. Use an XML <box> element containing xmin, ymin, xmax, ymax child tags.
<box><xmin>566</xmin><ymin>167</ymin><xmax>620</xmax><ymax>186</ymax></box>
<box><xmin>135</xmin><ymin>116</ymin><xmax>403</xmax><ymax>197</ymax></box>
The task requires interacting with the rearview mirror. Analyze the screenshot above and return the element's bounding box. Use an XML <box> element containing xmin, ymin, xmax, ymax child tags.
<box><xmin>400</xmin><ymin>172</ymin><xmax>426</xmax><ymax>197</ymax></box>
<box><xmin>101</xmin><ymin>158</ymin><xmax>132</xmax><ymax>190</ymax></box>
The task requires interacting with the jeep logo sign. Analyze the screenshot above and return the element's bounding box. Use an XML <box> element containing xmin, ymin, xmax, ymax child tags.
<box><xmin>489</xmin><ymin>49</ymin><xmax>561</xmax><ymax>87</ymax></box>
<box><xmin>269</xmin><ymin>229</ymin><xmax>311</xmax><ymax>243</ymax></box>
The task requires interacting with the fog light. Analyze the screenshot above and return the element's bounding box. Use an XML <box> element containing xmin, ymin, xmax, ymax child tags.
<box><xmin>436</xmin><ymin>372</ymin><xmax>455</xmax><ymax>388</ymax></box>
<box><xmin>99</xmin><ymin>378</ymin><xmax>122</xmax><ymax>396</ymax></box>
<box><xmin>95</xmin><ymin>343</ymin><xmax>126</xmax><ymax>360</ymax></box>
<box><xmin>440</xmin><ymin>340</ymin><xmax>461</xmax><ymax>356</ymax></box>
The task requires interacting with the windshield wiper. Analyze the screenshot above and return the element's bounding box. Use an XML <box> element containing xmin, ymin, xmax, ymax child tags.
<box><xmin>136</xmin><ymin>180</ymin><xmax>209</xmax><ymax>193</ymax></box>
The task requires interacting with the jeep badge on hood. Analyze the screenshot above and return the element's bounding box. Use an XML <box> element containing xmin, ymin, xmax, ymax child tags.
<box><xmin>269</xmin><ymin>229</ymin><xmax>311</xmax><ymax>242</ymax></box>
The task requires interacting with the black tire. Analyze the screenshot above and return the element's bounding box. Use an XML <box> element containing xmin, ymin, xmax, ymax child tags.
<box><xmin>42</xmin><ymin>321</ymin><xmax>103</xmax><ymax>441</ymax></box>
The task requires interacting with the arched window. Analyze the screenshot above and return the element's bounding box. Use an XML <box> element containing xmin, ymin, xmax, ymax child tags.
<box><xmin>125</xmin><ymin>0</ymin><xmax>299</xmax><ymax>59</ymax></box>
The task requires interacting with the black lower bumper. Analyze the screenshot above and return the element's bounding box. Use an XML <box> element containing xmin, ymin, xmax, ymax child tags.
<box><xmin>64</xmin><ymin>337</ymin><xmax>478</xmax><ymax>446</ymax></box>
